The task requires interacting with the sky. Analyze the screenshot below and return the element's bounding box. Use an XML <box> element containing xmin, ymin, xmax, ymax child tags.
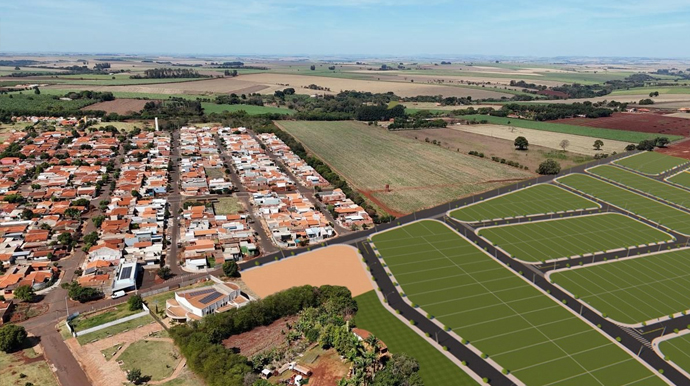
<box><xmin>1</xmin><ymin>0</ymin><xmax>689</xmax><ymax>58</ymax></box>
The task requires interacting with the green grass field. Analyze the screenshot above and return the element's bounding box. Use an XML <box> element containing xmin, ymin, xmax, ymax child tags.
<box><xmin>557</xmin><ymin>174</ymin><xmax>690</xmax><ymax>235</ymax></box>
<box><xmin>460</xmin><ymin>115</ymin><xmax>679</xmax><ymax>143</ymax></box>
<box><xmin>614</xmin><ymin>152</ymin><xmax>689</xmax><ymax>175</ymax></box>
<box><xmin>551</xmin><ymin>248</ymin><xmax>690</xmax><ymax>325</ymax></box>
<box><xmin>38</xmin><ymin>88</ymin><xmax>214</xmax><ymax>100</ymax></box>
<box><xmin>659</xmin><ymin>333</ymin><xmax>690</xmax><ymax>375</ymax></box>
<box><xmin>277</xmin><ymin>120</ymin><xmax>529</xmax><ymax>214</ymax></box>
<box><xmin>76</xmin><ymin>316</ymin><xmax>155</xmax><ymax>345</ymax></box>
<box><xmin>118</xmin><ymin>340</ymin><xmax>182</xmax><ymax>381</ymax></box>
<box><xmin>71</xmin><ymin>303</ymin><xmax>141</xmax><ymax>332</ymax></box>
<box><xmin>353</xmin><ymin>291</ymin><xmax>476</xmax><ymax>386</ymax></box>
<box><xmin>201</xmin><ymin>102</ymin><xmax>293</xmax><ymax>115</ymax></box>
<box><xmin>0</xmin><ymin>345</ymin><xmax>59</xmax><ymax>386</ymax></box>
<box><xmin>590</xmin><ymin>165</ymin><xmax>690</xmax><ymax>210</ymax></box>
<box><xmin>668</xmin><ymin>171</ymin><xmax>690</xmax><ymax>188</ymax></box>
<box><xmin>371</xmin><ymin>220</ymin><xmax>664</xmax><ymax>386</ymax></box>
<box><xmin>450</xmin><ymin>184</ymin><xmax>599</xmax><ymax>222</ymax></box>
<box><xmin>479</xmin><ymin>213</ymin><xmax>673</xmax><ymax>263</ymax></box>
<box><xmin>611</xmin><ymin>87</ymin><xmax>690</xmax><ymax>96</ymax></box>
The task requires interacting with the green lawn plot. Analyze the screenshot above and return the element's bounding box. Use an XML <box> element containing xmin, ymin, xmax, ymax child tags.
<box><xmin>659</xmin><ymin>333</ymin><xmax>690</xmax><ymax>376</ymax></box>
<box><xmin>668</xmin><ymin>171</ymin><xmax>690</xmax><ymax>188</ymax></box>
<box><xmin>611</xmin><ymin>87</ymin><xmax>690</xmax><ymax>95</ymax></box>
<box><xmin>478</xmin><ymin>213</ymin><xmax>673</xmax><ymax>263</ymax></box>
<box><xmin>118</xmin><ymin>340</ymin><xmax>182</xmax><ymax>381</ymax></box>
<box><xmin>614</xmin><ymin>152</ymin><xmax>689</xmax><ymax>176</ymax></box>
<box><xmin>371</xmin><ymin>220</ymin><xmax>665</xmax><ymax>386</ymax></box>
<box><xmin>590</xmin><ymin>165</ymin><xmax>690</xmax><ymax>210</ymax></box>
<box><xmin>450</xmin><ymin>184</ymin><xmax>599</xmax><ymax>222</ymax></box>
<box><xmin>558</xmin><ymin>174</ymin><xmax>690</xmax><ymax>235</ymax></box>
<box><xmin>353</xmin><ymin>291</ymin><xmax>475</xmax><ymax>386</ymax></box>
<box><xmin>70</xmin><ymin>303</ymin><xmax>142</xmax><ymax>332</ymax></box>
<box><xmin>551</xmin><ymin>248</ymin><xmax>690</xmax><ymax>325</ymax></box>
<box><xmin>201</xmin><ymin>102</ymin><xmax>294</xmax><ymax>115</ymax></box>
<box><xmin>459</xmin><ymin>115</ymin><xmax>677</xmax><ymax>143</ymax></box>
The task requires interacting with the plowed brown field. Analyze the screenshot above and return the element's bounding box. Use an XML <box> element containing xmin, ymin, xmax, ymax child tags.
<box><xmin>554</xmin><ymin>113</ymin><xmax>690</xmax><ymax>137</ymax></box>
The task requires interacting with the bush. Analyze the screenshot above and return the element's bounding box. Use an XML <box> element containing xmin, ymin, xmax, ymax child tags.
<box><xmin>128</xmin><ymin>295</ymin><xmax>143</xmax><ymax>311</ymax></box>
<box><xmin>222</xmin><ymin>260</ymin><xmax>240</xmax><ymax>277</ymax></box>
<box><xmin>0</xmin><ymin>324</ymin><xmax>27</xmax><ymax>352</ymax></box>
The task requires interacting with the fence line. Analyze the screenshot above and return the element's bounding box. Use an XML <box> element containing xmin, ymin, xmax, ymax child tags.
<box><xmin>74</xmin><ymin>304</ymin><xmax>150</xmax><ymax>337</ymax></box>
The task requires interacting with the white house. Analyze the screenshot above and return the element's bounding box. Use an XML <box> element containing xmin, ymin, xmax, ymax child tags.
<box><xmin>165</xmin><ymin>279</ymin><xmax>249</xmax><ymax>321</ymax></box>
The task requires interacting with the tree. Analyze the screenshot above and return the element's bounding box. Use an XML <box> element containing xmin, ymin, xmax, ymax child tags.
<box><xmin>559</xmin><ymin>139</ymin><xmax>570</xmax><ymax>151</ymax></box>
<box><xmin>222</xmin><ymin>261</ymin><xmax>240</xmax><ymax>278</ymax></box>
<box><xmin>537</xmin><ymin>159</ymin><xmax>561</xmax><ymax>175</ymax></box>
<box><xmin>593</xmin><ymin>140</ymin><xmax>604</xmax><ymax>150</ymax></box>
<box><xmin>92</xmin><ymin>215</ymin><xmax>106</xmax><ymax>228</ymax></box>
<box><xmin>514</xmin><ymin>136</ymin><xmax>529</xmax><ymax>150</ymax></box>
<box><xmin>20</xmin><ymin>209</ymin><xmax>34</xmax><ymax>220</ymax></box>
<box><xmin>30</xmin><ymin>184</ymin><xmax>41</xmax><ymax>190</ymax></box>
<box><xmin>34</xmin><ymin>87</ymin><xmax>40</xmax><ymax>95</ymax></box>
<box><xmin>13</xmin><ymin>285</ymin><xmax>35</xmax><ymax>302</ymax></box>
<box><xmin>637</xmin><ymin>139</ymin><xmax>656</xmax><ymax>151</ymax></box>
<box><xmin>83</xmin><ymin>231</ymin><xmax>98</xmax><ymax>246</ymax></box>
<box><xmin>655</xmin><ymin>137</ymin><xmax>670</xmax><ymax>148</ymax></box>
<box><xmin>127</xmin><ymin>368</ymin><xmax>142</xmax><ymax>384</ymax></box>
<box><xmin>64</xmin><ymin>208</ymin><xmax>81</xmax><ymax>219</ymax></box>
<box><xmin>157</xmin><ymin>266</ymin><xmax>172</xmax><ymax>280</ymax></box>
<box><xmin>625</xmin><ymin>144</ymin><xmax>637</xmax><ymax>151</ymax></box>
<box><xmin>0</xmin><ymin>324</ymin><xmax>27</xmax><ymax>353</ymax></box>
<box><xmin>62</xmin><ymin>281</ymin><xmax>101</xmax><ymax>302</ymax></box>
<box><xmin>58</xmin><ymin>232</ymin><xmax>73</xmax><ymax>245</ymax></box>
<box><xmin>310</xmin><ymin>65</ymin><xmax>316</xmax><ymax>71</ymax></box>
<box><xmin>131</xmin><ymin>190</ymin><xmax>141</xmax><ymax>198</ymax></box>
<box><xmin>128</xmin><ymin>295</ymin><xmax>143</xmax><ymax>311</ymax></box>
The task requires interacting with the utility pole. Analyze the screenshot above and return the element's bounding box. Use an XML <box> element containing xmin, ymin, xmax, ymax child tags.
<box><xmin>65</xmin><ymin>296</ymin><xmax>69</xmax><ymax>319</ymax></box>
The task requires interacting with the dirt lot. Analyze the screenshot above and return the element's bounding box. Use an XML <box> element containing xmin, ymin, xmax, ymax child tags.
<box><xmin>0</xmin><ymin>338</ymin><xmax>59</xmax><ymax>386</ymax></box>
<box><xmin>304</xmin><ymin>348</ymin><xmax>349</xmax><ymax>385</ymax></box>
<box><xmin>242</xmin><ymin>245</ymin><xmax>373</xmax><ymax>298</ymax></box>
<box><xmin>554</xmin><ymin>113</ymin><xmax>690</xmax><ymax>137</ymax></box>
<box><xmin>82</xmin><ymin>99</ymin><xmax>149</xmax><ymax>114</ymax></box>
<box><xmin>453</xmin><ymin>124</ymin><xmax>629</xmax><ymax>155</ymax></box>
<box><xmin>394</xmin><ymin>128</ymin><xmax>585</xmax><ymax>171</ymax></box>
<box><xmin>223</xmin><ymin>316</ymin><xmax>297</xmax><ymax>357</ymax></box>
<box><xmin>658</xmin><ymin>138</ymin><xmax>690</xmax><ymax>160</ymax></box>
<box><xmin>66</xmin><ymin>322</ymin><xmax>194</xmax><ymax>386</ymax></box>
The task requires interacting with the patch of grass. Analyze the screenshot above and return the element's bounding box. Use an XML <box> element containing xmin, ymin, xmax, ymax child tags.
<box><xmin>461</xmin><ymin>115</ymin><xmax>679</xmax><ymax>142</ymax></box>
<box><xmin>479</xmin><ymin>213</ymin><xmax>672</xmax><ymax>263</ymax></box>
<box><xmin>614</xmin><ymin>152</ymin><xmax>689</xmax><ymax>176</ymax></box>
<box><xmin>101</xmin><ymin>343</ymin><xmax>124</xmax><ymax>361</ymax></box>
<box><xmin>201</xmin><ymin>102</ymin><xmax>294</xmax><ymax>115</ymax></box>
<box><xmin>213</xmin><ymin>197</ymin><xmax>243</xmax><ymax>215</ymax></box>
<box><xmin>659</xmin><ymin>333</ymin><xmax>690</xmax><ymax>376</ymax></box>
<box><xmin>76</xmin><ymin>315</ymin><xmax>155</xmax><ymax>345</ymax></box>
<box><xmin>118</xmin><ymin>340</ymin><xmax>182</xmax><ymax>381</ymax></box>
<box><xmin>71</xmin><ymin>303</ymin><xmax>141</xmax><ymax>332</ymax></box>
<box><xmin>0</xmin><ymin>347</ymin><xmax>59</xmax><ymax>386</ymax></box>
<box><xmin>354</xmin><ymin>291</ymin><xmax>476</xmax><ymax>386</ymax></box>
<box><xmin>204</xmin><ymin>167</ymin><xmax>225</xmax><ymax>180</ymax></box>
<box><xmin>450</xmin><ymin>184</ymin><xmax>598</xmax><ymax>222</ymax></box>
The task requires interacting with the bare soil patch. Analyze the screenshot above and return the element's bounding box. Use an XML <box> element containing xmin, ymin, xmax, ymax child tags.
<box><xmin>394</xmin><ymin>128</ymin><xmax>584</xmax><ymax>171</ymax></box>
<box><xmin>242</xmin><ymin>245</ymin><xmax>372</xmax><ymax>298</ymax></box>
<box><xmin>83</xmin><ymin>99</ymin><xmax>149</xmax><ymax>114</ymax></box>
<box><xmin>306</xmin><ymin>348</ymin><xmax>349</xmax><ymax>385</ymax></box>
<box><xmin>553</xmin><ymin>113</ymin><xmax>690</xmax><ymax>137</ymax></box>
<box><xmin>453</xmin><ymin>124</ymin><xmax>629</xmax><ymax>155</ymax></box>
<box><xmin>658</xmin><ymin>139</ymin><xmax>690</xmax><ymax>160</ymax></box>
<box><xmin>222</xmin><ymin>316</ymin><xmax>297</xmax><ymax>357</ymax></box>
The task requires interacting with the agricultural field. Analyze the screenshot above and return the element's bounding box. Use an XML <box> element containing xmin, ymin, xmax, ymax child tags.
<box><xmin>394</xmin><ymin>127</ymin><xmax>588</xmax><ymax>171</ymax></box>
<box><xmin>452</xmin><ymin>123</ymin><xmax>630</xmax><ymax>156</ymax></box>
<box><xmin>0</xmin><ymin>341</ymin><xmax>59</xmax><ymax>386</ymax></box>
<box><xmin>555</xmin><ymin>113</ymin><xmax>690</xmax><ymax>138</ymax></box>
<box><xmin>0</xmin><ymin>92</ymin><xmax>99</xmax><ymax>113</ymax></box>
<box><xmin>590</xmin><ymin>165</ymin><xmax>690</xmax><ymax>209</ymax></box>
<box><xmin>610</xmin><ymin>87</ymin><xmax>690</xmax><ymax>96</ymax></box>
<box><xmin>354</xmin><ymin>290</ymin><xmax>476</xmax><ymax>386</ymax></box>
<box><xmin>371</xmin><ymin>220</ymin><xmax>665</xmax><ymax>386</ymax></box>
<box><xmin>450</xmin><ymin>184</ymin><xmax>598</xmax><ymax>222</ymax></box>
<box><xmin>549</xmin><ymin>248</ymin><xmax>690</xmax><ymax>325</ymax></box>
<box><xmin>557</xmin><ymin>174</ymin><xmax>690</xmax><ymax>235</ymax></box>
<box><xmin>659</xmin><ymin>333</ymin><xmax>690</xmax><ymax>377</ymax></box>
<box><xmin>201</xmin><ymin>102</ymin><xmax>293</xmax><ymax>115</ymax></box>
<box><xmin>460</xmin><ymin>115</ymin><xmax>671</xmax><ymax>143</ymax></box>
<box><xmin>658</xmin><ymin>140</ymin><xmax>690</xmax><ymax>160</ymax></box>
<box><xmin>478</xmin><ymin>213</ymin><xmax>673</xmax><ymax>263</ymax></box>
<box><xmin>82</xmin><ymin>99</ymin><xmax>148</xmax><ymax>114</ymax></box>
<box><xmin>276</xmin><ymin>120</ymin><xmax>530</xmax><ymax>215</ymax></box>
<box><xmin>668</xmin><ymin>170</ymin><xmax>690</xmax><ymax>188</ymax></box>
<box><xmin>614</xmin><ymin>151</ymin><xmax>689</xmax><ymax>175</ymax></box>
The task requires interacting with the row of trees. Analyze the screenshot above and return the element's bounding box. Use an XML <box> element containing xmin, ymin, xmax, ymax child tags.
<box><xmin>130</xmin><ymin>68</ymin><xmax>209</xmax><ymax>79</ymax></box>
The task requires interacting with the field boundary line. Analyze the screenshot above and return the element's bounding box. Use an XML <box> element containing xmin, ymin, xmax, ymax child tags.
<box><xmin>356</xmin><ymin>242</ymin><xmax>488</xmax><ymax>385</ymax></box>
<box><xmin>652</xmin><ymin>329</ymin><xmax>690</xmax><ymax>382</ymax></box>
<box><xmin>446</xmin><ymin>182</ymin><xmax>601</xmax><ymax>224</ymax></box>
<box><xmin>612</xmin><ymin>152</ymin><xmax>690</xmax><ymax>177</ymax></box>
<box><xmin>663</xmin><ymin>169</ymin><xmax>690</xmax><ymax>192</ymax></box>
<box><xmin>554</xmin><ymin>173</ymin><xmax>690</xmax><ymax>237</ymax></box>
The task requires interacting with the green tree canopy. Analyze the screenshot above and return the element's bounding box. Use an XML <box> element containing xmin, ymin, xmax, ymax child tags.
<box><xmin>514</xmin><ymin>136</ymin><xmax>529</xmax><ymax>150</ymax></box>
<box><xmin>0</xmin><ymin>324</ymin><xmax>27</xmax><ymax>353</ymax></box>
